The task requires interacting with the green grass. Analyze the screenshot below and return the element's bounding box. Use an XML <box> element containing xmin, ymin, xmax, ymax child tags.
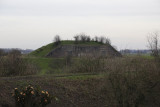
<box><xmin>30</xmin><ymin>43</ymin><xmax>55</xmax><ymax>57</ymax></box>
<box><xmin>61</xmin><ymin>40</ymin><xmax>102</xmax><ymax>45</ymax></box>
<box><xmin>140</xmin><ymin>54</ymin><xmax>154</xmax><ymax>59</ymax></box>
<box><xmin>27</xmin><ymin>57</ymin><xmax>67</xmax><ymax>75</ymax></box>
<box><xmin>29</xmin><ymin>57</ymin><xmax>52</xmax><ymax>75</ymax></box>
<box><xmin>124</xmin><ymin>54</ymin><xmax>154</xmax><ymax>59</ymax></box>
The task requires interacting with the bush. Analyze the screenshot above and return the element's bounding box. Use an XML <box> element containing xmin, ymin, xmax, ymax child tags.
<box><xmin>70</xmin><ymin>56</ymin><xmax>105</xmax><ymax>73</ymax></box>
<box><xmin>103</xmin><ymin>56</ymin><xmax>160</xmax><ymax>107</ymax></box>
<box><xmin>0</xmin><ymin>50</ymin><xmax>38</xmax><ymax>76</ymax></box>
<box><xmin>13</xmin><ymin>85</ymin><xmax>54</xmax><ymax>107</ymax></box>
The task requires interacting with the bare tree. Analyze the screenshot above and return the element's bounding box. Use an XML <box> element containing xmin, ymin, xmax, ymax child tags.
<box><xmin>54</xmin><ymin>35</ymin><xmax>61</xmax><ymax>46</ymax></box>
<box><xmin>94</xmin><ymin>36</ymin><xmax>98</xmax><ymax>42</ymax></box>
<box><xmin>147</xmin><ymin>31</ymin><xmax>159</xmax><ymax>57</ymax></box>
<box><xmin>80</xmin><ymin>33</ymin><xmax>87</xmax><ymax>42</ymax></box>
<box><xmin>99</xmin><ymin>36</ymin><xmax>109</xmax><ymax>44</ymax></box>
<box><xmin>74</xmin><ymin>35</ymin><xmax>79</xmax><ymax>44</ymax></box>
<box><xmin>105</xmin><ymin>37</ymin><xmax>111</xmax><ymax>45</ymax></box>
<box><xmin>74</xmin><ymin>33</ymin><xmax>90</xmax><ymax>43</ymax></box>
<box><xmin>86</xmin><ymin>36</ymin><xmax>91</xmax><ymax>42</ymax></box>
<box><xmin>99</xmin><ymin>36</ymin><xmax>103</xmax><ymax>43</ymax></box>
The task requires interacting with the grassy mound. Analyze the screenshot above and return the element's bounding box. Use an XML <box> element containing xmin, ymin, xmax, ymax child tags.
<box><xmin>30</xmin><ymin>43</ymin><xmax>55</xmax><ymax>57</ymax></box>
<box><xmin>30</xmin><ymin>40</ymin><xmax>102</xmax><ymax>57</ymax></box>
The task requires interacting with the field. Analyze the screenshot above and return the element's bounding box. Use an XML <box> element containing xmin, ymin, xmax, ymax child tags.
<box><xmin>0</xmin><ymin>41</ymin><xmax>160</xmax><ymax>107</ymax></box>
<box><xmin>1</xmin><ymin>0</ymin><xmax>160</xmax><ymax>106</ymax></box>
<box><xmin>0</xmin><ymin>54</ymin><xmax>160</xmax><ymax>107</ymax></box>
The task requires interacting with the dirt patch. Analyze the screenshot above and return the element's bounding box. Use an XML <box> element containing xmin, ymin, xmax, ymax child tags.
<box><xmin>0</xmin><ymin>75</ymin><xmax>107</xmax><ymax>107</ymax></box>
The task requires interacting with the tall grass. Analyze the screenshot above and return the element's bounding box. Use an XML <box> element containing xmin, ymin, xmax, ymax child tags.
<box><xmin>0</xmin><ymin>54</ymin><xmax>38</xmax><ymax>77</ymax></box>
<box><xmin>69</xmin><ymin>56</ymin><xmax>106</xmax><ymax>73</ymax></box>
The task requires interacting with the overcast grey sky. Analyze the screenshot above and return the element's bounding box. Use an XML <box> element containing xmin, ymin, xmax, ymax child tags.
<box><xmin>0</xmin><ymin>0</ymin><xmax>160</xmax><ymax>50</ymax></box>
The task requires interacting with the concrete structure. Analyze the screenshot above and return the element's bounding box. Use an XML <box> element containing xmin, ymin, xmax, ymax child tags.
<box><xmin>46</xmin><ymin>44</ymin><xmax>121</xmax><ymax>57</ymax></box>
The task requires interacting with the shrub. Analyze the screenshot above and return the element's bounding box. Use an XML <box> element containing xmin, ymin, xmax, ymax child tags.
<box><xmin>70</xmin><ymin>56</ymin><xmax>105</xmax><ymax>73</ymax></box>
<box><xmin>13</xmin><ymin>85</ymin><xmax>54</xmax><ymax>107</ymax></box>
<box><xmin>103</xmin><ymin>56</ymin><xmax>160</xmax><ymax>107</ymax></box>
<box><xmin>0</xmin><ymin>54</ymin><xmax>38</xmax><ymax>76</ymax></box>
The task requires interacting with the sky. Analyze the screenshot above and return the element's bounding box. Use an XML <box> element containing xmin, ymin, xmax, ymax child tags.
<box><xmin>0</xmin><ymin>0</ymin><xmax>160</xmax><ymax>50</ymax></box>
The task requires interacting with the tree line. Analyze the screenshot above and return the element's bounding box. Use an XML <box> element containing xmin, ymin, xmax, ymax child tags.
<box><xmin>53</xmin><ymin>33</ymin><xmax>111</xmax><ymax>46</ymax></box>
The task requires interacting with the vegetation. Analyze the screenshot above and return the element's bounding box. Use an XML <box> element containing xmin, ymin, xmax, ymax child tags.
<box><xmin>29</xmin><ymin>43</ymin><xmax>56</xmax><ymax>57</ymax></box>
<box><xmin>73</xmin><ymin>33</ymin><xmax>111</xmax><ymax>44</ymax></box>
<box><xmin>0</xmin><ymin>55</ymin><xmax>160</xmax><ymax>106</ymax></box>
<box><xmin>66</xmin><ymin>56</ymin><xmax>106</xmax><ymax>73</ymax></box>
<box><xmin>103</xmin><ymin>56</ymin><xmax>160</xmax><ymax>106</ymax></box>
<box><xmin>30</xmin><ymin>40</ymin><xmax>103</xmax><ymax>57</ymax></box>
<box><xmin>147</xmin><ymin>31</ymin><xmax>160</xmax><ymax>57</ymax></box>
<box><xmin>13</xmin><ymin>85</ymin><xmax>53</xmax><ymax>107</ymax></box>
<box><xmin>29</xmin><ymin>57</ymin><xmax>52</xmax><ymax>75</ymax></box>
<box><xmin>1</xmin><ymin>35</ymin><xmax>160</xmax><ymax>106</ymax></box>
<box><xmin>53</xmin><ymin>35</ymin><xmax>61</xmax><ymax>46</ymax></box>
<box><xmin>30</xmin><ymin>34</ymin><xmax>113</xmax><ymax>57</ymax></box>
<box><xmin>0</xmin><ymin>49</ymin><xmax>38</xmax><ymax>76</ymax></box>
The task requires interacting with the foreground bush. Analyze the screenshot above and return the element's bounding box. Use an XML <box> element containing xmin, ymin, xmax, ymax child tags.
<box><xmin>13</xmin><ymin>85</ymin><xmax>53</xmax><ymax>107</ymax></box>
<box><xmin>103</xmin><ymin>56</ymin><xmax>160</xmax><ymax>107</ymax></box>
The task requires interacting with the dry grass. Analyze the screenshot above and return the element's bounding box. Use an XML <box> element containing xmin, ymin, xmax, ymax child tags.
<box><xmin>0</xmin><ymin>56</ymin><xmax>38</xmax><ymax>77</ymax></box>
<box><xmin>103</xmin><ymin>56</ymin><xmax>160</xmax><ymax>107</ymax></box>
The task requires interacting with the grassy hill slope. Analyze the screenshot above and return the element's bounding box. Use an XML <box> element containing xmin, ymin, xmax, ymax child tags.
<box><xmin>30</xmin><ymin>40</ymin><xmax>102</xmax><ymax>57</ymax></box>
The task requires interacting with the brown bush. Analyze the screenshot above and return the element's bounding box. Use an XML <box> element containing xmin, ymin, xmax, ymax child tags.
<box><xmin>0</xmin><ymin>50</ymin><xmax>38</xmax><ymax>76</ymax></box>
<box><xmin>69</xmin><ymin>56</ymin><xmax>106</xmax><ymax>73</ymax></box>
<box><xmin>103</xmin><ymin>56</ymin><xmax>160</xmax><ymax>107</ymax></box>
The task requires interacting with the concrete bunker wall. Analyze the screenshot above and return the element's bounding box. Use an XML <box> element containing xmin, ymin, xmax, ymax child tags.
<box><xmin>46</xmin><ymin>45</ymin><xmax>121</xmax><ymax>57</ymax></box>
